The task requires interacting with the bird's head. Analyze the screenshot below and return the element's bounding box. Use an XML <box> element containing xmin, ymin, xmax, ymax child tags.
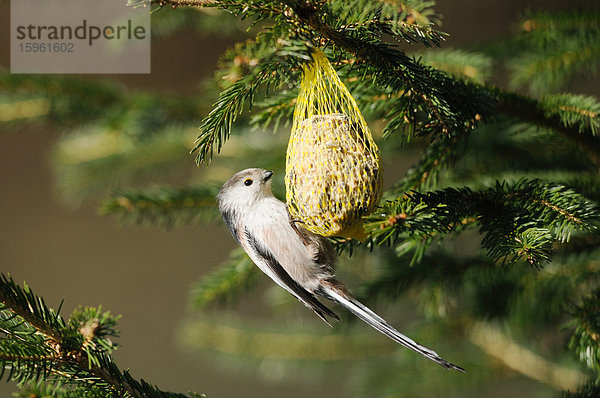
<box><xmin>217</xmin><ymin>168</ymin><xmax>274</xmax><ymax>211</ymax></box>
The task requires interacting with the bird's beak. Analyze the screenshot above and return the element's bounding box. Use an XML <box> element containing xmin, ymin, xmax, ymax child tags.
<box><xmin>262</xmin><ymin>170</ymin><xmax>273</xmax><ymax>182</ymax></box>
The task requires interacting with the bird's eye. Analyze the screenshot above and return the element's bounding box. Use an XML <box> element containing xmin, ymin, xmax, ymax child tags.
<box><xmin>244</xmin><ymin>178</ymin><xmax>253</xmax><ymax>186</ymax></box>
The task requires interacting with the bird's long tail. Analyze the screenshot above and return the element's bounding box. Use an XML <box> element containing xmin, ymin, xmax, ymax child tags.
<box><xmin>319</xmin><ymin>281</ymin><xmax>465</xmax><ymax>372</ymax></box>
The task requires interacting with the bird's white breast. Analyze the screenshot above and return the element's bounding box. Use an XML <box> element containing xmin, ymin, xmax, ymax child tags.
<box><xmin>244</xmin><ymin>197</ymin><xmax>325</xmax><ymax>292</ymax></box>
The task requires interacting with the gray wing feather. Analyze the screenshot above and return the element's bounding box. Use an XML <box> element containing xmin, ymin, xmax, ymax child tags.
<box><xmin>243</xmin><ymin>229</ymin><xmax>340</xmax><ymax>325</ymax></box>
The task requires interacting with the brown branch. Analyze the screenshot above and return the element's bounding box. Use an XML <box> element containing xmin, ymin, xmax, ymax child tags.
<box><xmin>0</xmin><ymin>292</ymin><xmax>63</xmax><ymax>344</ymax></box>
<box><xmin>559</xmin><ymin>105</ymin><xmax>598</xmax><ymax>119</ymax></box>
<box><xmin>494</xmin><ymin>91</ymin><xmax>600</xmax><ymax>168</ymax></box>
<box><xmin>153</xmin><ymin>0</ymin><xmax>216</xmax><ymax>6</ymax></box>
<box><xmin>0</xmin><ymin>353</ymin><xmax>58</xmax><ymax>362</ymax></box>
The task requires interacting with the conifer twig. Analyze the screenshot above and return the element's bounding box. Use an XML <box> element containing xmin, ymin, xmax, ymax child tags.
<box><xmin>0</xmin><ymin>275</ymin><xmax>198</xmax><ymax>398</ymax></box>
<box><xmin>494</xmin><ymin>91</ymin><xmax>600</xmax><ymax>168</ymax></box>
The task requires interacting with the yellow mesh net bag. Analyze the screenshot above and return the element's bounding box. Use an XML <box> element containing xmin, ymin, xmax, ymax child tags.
<box><xmin>285</xmin><ymin>50</ymin><xmax>383</xmax><ymax>240</ymax></box>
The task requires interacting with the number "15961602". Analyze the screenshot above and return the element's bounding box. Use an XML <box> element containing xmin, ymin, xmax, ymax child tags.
<box><xmin>19</xmin><ymin>42</ymin><xmax>74</xmax><ymax>53</ymax></box>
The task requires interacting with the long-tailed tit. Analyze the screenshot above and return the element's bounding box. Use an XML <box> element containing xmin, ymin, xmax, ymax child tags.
<box><xmin>217</xmin><ymin>168</ymin><xmax>464</xmax><ymax>371</ymax></box>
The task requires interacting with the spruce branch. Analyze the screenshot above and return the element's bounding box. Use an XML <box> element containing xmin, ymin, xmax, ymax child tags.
<box><xmin>0</xmin><ymin>96</ymin><xmax>50</xmax><ymax>124</ymax></box>
<box><xmin>509</xmin><ymin>10</ymin><xmax>600</xmax><ymax>94</ymax></box>
<box><xmin>518</xmin><ymin>9</ymin><xmax>600</xmax><ymax>39</ymax></box>
<box><xmin>53</xmin><ymin>125</ymin><xmax>195</xmax><ymax>203</ymax></box>
<box><xmin>493</xmin><ymin>90</ymin><xmax>600</xmax><ymax>167</ymax></box>
<box><xmin>149</xmin><ymin>6</ymin><xmax>243</xmax><ymax>39</ymax></box>
<box><xmin>16</xmin><ymin>382</ymin><xmax>119</xmax><ymax>398</ymax></box>
<box><xmin>154</xmin><ymin>0</ymin><xmax>489</xmax><ymax>143</ymax></box>
<box><xmin>386</xmin><ymin>136</ymin><xmax>460</xmax><ymax>194</ymax></box>
<box><xmin>191</xmin><ymin>52</ymin><xmax>301</xmax><ymax>164</ymax></box>
<box><xmin>568</xmin><ymin>291</ymin><xmax>600</xmax><ymax>375</ymax></box>
<box><xmin>190</xmin><ymin>248</ymin><xmax>260</xmax><ymax>308</ymax></box>
<box><xmin>288</xmin><ymin>5</ymin><xmax>600</xmax><ymax>166</ymax></box>
<box><xmin>415</xmin><ymin>49</ymin><xmax>493</xmax><ymax>83</ymax></box>
<box><xmin>0</xmin><ymin>74</ymin><xmax>121</xmax><ymax>126</ymax></box>
<box><xmin>0</xmin><ymin>275</ymin><xmax>65</xmax><ymax>342</ymax></box>
<box><xmin>565</xmin><ymin>174</ymin><xmax>600</xmax><ymax>203</ymax></box>
<box><xmin>562</xmin><ymin>382</ymin><xmax>600</xmax><ymax>398</ymax></box>
<box><xmin>101</xmin><ymin>184</ymin><xmax>221</xmax><ymax>228</ymax></box>
<box><xmin>283</xmin><ymin>0</ymin><xmax>488</xmax><ymax>137</ymax></box>
<box><xmin>510</xmin><ymin>45</ymin><xmax>600</xmax><ymax>95</ymax></box>
<box><xmin>503</xmin><ymin>179</ymin><xmax>599</xmax><ymax>242</ymax></box>
<box><xmin>355</xmin><ymin>250</ymin><xmax>487</xmax><ymax>306</ymax></box>
<box><xmin>206</xmin><ymin>0</ymin><xmax>282</xmax><ymax>15</ymax></box>
<box><xmin>363</xmin><ymin>180</ymin><xmax>599</xmax><ymax>267</ymax></box>
<box><xmin>250</xmin><ymin>89</ymin><xmax>298</xmax><ymax>131</ymax></box>
<box><xmin>0</xmin><ymin>275</ymin><xmax>201</xmax><ymax>398</ymax></box>
<box><xmin>326</xmin><ymin>0</ymin><xmax>446</xmax><ymax>47</ymax></box>
<box><xmin>541</xmin><ymin>94</ymin><xmax>600</xmax><ymax>137</ymax></box>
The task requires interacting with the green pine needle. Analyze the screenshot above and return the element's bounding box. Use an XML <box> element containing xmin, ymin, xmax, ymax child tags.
<box><xmin>190</xmin><ymin>248</ymin><xmax>260</xmax><ymax>308</ymax></box>
<box><xmin>0</xmin><ymin>274</ymin><xmax>201</xmax><ymax>398</ymax></box>
<box><xmin>416</xmin><ymin>49</ymin><xmax>493</xmax><ymax>83</ymax></box>
<box><xmin>101</xmin><ymin>184</ymin><xmax>221</xmax><ymax>228</ymax></box>
<box><xmin>191</xmin><ymin>53</ymin><xmax>300</xmax><ymax>164</ymax></box>
<box><xmin>542</xmin><ymin>94</ymin><xmax>600</xmax><ymax>136</ymax></box>
<box><xmin>363</xmin><ymin>179</ymin><xmax>599</xmax><ymax>268</ymax></box>
<box><xmin>562</xmin><ymin>381</ymin><xmax>600</xmax><ymax>398</ymax></box>
<box><xmin>509</xmin><ymin>10</ymin><xmax>600</xmax><ymax>94</ymax></box>
<box><xmin>568</xmin><ymin>292</ymin><xmax>600</xmax><ymax>375</ymax></box>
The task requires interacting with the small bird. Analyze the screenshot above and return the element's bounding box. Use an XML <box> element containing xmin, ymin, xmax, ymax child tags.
<box><xmin>217</xmin><ymin>168</ymin><xmax>465</xmax><ymax>371</ymax></box>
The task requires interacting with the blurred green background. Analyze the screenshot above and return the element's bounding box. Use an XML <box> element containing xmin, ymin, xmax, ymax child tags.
<box><xmin>1</xmin><ymin>0</ymin><xmax>598</xmax><ymax>397</ymax></box>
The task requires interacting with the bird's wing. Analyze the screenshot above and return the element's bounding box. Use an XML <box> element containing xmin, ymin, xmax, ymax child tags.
<box><xmin>240</xmin><ymin>228</ymin><xmax>340</xmax><ymax>325</ymax></box>
<box><xmin>288</xmin><ymin>213</ymin><xmax>337</xmax><ymax>270</ymax></box>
